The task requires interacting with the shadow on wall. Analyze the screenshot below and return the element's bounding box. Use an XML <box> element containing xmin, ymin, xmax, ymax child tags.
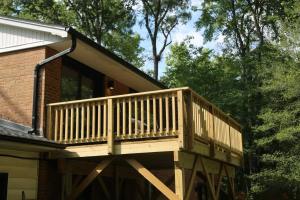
<box><xmin>0</xmin><ymin>90</ymin><xmax>30</xmax><ymax>125</ymax></box>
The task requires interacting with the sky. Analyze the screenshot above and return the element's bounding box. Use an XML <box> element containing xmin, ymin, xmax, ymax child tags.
<box><xmin>133</xmin><ymin>0</ymin><xmax>224</xmax><ymax>78</ymax></box>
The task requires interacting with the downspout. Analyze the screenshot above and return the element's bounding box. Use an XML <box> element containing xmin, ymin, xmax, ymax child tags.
<box><xmin>28</xmin><ymin>33</ymin><xmax>77</xmax><ymax>135</ymax></box>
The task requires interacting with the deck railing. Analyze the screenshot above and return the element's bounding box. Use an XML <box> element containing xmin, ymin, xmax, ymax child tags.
<box><xmin>46</xmin><ymin>87</ymin><xmax>243</xmax><ymax>154</ymax></box>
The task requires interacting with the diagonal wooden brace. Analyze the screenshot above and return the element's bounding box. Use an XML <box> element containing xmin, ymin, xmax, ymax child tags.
<box><xmin>126</xmin><ymin>159</ymin><xmax>180</xmax><ymax>200</ymax></box>
<box><xmin>67</xmin><ymin>158</ymin><xmax>114</xmax><ymax>200</ymax></box>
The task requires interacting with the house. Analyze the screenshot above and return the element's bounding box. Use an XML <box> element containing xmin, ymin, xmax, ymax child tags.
<box><xmin>0</xmin><ymin>15</ymin><xmax>243</xmax><ymax>200</ymax></box>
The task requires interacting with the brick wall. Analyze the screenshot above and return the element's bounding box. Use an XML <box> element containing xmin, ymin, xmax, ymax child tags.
<box><xmin>0</xmin><ymin>47</ymin><xmax>46</xmax><ymax>127</ymax></box>
<box><xmin>37</xmin><ymin>160</ymin><xmax>62</xmax><ymax>200</ymax></box>
<box><xmin>0</xmin><ymin>47</ymin><xmax>62</xmax><ymax>135</ymax></box>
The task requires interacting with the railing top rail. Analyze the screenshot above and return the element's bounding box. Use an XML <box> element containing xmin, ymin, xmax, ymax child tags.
<box><xmin>47</xmin><ymin>87</ymin><xmax>189</xmax><ymax>107</ymax></box>
<box><xmin>46</xmin><ymin>86</ymin><xmax>241</xmax><ymax>130</ymax></box>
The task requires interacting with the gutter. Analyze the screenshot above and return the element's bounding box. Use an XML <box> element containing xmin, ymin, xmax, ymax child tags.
<box><xmin>29</xmin><ymin>31</ymin><xmax>77</xmax><ymax>135</ymax></box>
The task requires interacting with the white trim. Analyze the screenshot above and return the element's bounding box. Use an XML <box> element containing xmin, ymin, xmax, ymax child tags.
<box><xmin>0</xmin><ymin>40</ymin><xmax>63</xmax><ymax>53</ymax></box>
<box><xmin>0</xmin><ymin>16</ymin><xmax>68</xmax><ymax>37</ymax></box>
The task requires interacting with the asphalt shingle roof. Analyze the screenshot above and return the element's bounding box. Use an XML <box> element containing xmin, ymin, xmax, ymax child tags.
<box><xmin>0</xmin><ymin>118</ymin><xmax>63</xmax><ymax>148</ymax></box>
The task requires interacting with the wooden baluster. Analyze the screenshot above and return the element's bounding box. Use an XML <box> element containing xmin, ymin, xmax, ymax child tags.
<box><xmin>86</xmin><ymin>103</ymin><xmax>90</xmax><ymax>141</ymax></box>
<box><xmin>59</xmin><ymin>107</ymin><xmax>63</xmax><ymax>142</ymax></box>
<box><xmin>147</xmin><ymin>96</ymin><xmax>150</xmax><ymax>136</ymax></box>
<box><xmin>128</xmin><ymin>98</ymin><xmax>132</xmax><ymax>137</ymax></box>
<box><xmin>75</xmin><ymin>104</ymin><xmax>79</xmax><ymax>142</ymax></box>
<box><xmin>141</xmin><ymin>97</ymin><xmax>144</xmax><ymax>136</ymax></box>
<box><xmin>122</xmin><ymin>99</ymin><xmax>126</xmax><ymax>137</ymax></box>
<box><xmin>165</xmin><ymin>95</ymin><xmax>169</xmax><ymax>135</ymax></box>
<box><xmin>65</xmin><ymin>106</ymin><xmax>69</xmax><ymax>143</ymax></box>
<box><xmin>92</xmin><ymin>103</ymin><xmax>96</xmax><ymax>141</ymax></box>
<box><xmin>159</xmin><ymin>95</ymin><xmax>163</xmax><ymax>135</ymax></box>
<box><xmin>153</xmin><ymin>96</ymin><xmax>157</xmax><ymax>135</ymax></box>
<box><xmin>134</xmin><ymin>97</ymin><xmax>138</xmax><ymax>136</ymax></box>
<box><xmin>54</xmin><ymin>108</ymin><xmax>58</xmax><ymax>142</ymax></box>
<box><xmin>70</xmin><ymin>105</ymin><xmax>74</xmax><ymax>142</ymax></box>
<box><xmin>81</xmin><ymin>104</ymin><xmax>85</xmax><ymax>141</ymax></box>
<box><xmin>172</xmin><ymin>94</ymin><xmax>176</xmax><ymax>134</ymax></box>
<box><xmin>97</xmin><ymin>103</ymin><xmax>102</xmax><ymax>140</ymax></box>
<box><xmin>103</xmin><ymin>102</ymin><xmax>107</xmax><ymax>139</ymax></box>
<box><xmin>117</xmin><ymin>99</ymin><xmax>120</xmax><ymax>138</ymax></box>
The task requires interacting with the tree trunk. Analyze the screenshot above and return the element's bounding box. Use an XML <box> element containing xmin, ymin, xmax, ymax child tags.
<box><xmin>153</xmin><ymin>56</ymin><xmax>159</xmax><ymax>80</ymax></box>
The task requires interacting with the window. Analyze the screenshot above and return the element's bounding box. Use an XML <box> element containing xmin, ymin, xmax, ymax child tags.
<box><xmin>61</xmin><ymin>57</ymin><xmax>104</xmax><ymax>101</ymax></box>
<box><xmin>0</xmin><ymin>173</ymin><xmax>8</xmax><ymax>200</ymax></box>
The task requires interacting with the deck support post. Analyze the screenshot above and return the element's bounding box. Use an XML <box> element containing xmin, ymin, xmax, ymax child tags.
<box><xmin>126</xmin><ymin>159</ymin><xmax>179</xmax><ymax>200</ymax></box>
<box><xmin>107</xmin><ymin>98</ymin><xmax>114</xmax><ymax>154</ymax></box>
<box><xmin>184</xmin><ymin>155</ymin><xmax>200</xmax><ymax>200</ymax></box>
<box><xmin>67</xmin><ymin>158</ymin><xmax>114</xmax><ymax>200</ymax></box>
<box><xmin>173</xmin><ymin>151</ymin><xmax>186</xmax><ymax>200</ymax></box>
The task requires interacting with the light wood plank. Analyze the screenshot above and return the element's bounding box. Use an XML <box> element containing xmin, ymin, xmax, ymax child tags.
<box><xmin>92</xmin><ymin>103</ymin><xmax>95</xmax><ymax>140</ymax></box>
<box><xmin>86</xmin><ymin>104</ymin><xmax>90</xmax><ymax>140</ymax></box>
<box><xmin>172</xmin><ymin>94</ymin><xmax>176</xmax><ymax>134</ymax></box>
<box><xmin>70</xmin><ymin>105</ymin><xmax>74</xmax><ymax>142</ymax></box>
<box><xmin>75</xmin><ymin>105</ymin><xmax>79</xmax><ymax>141</ymax></box>
<box><xmin>147</xmin><ymin>96</ymin><xmax>150</xmax><ymax>135</ymax></box>
<box><xmin>107</xmin><ymin>99</ymin><xmax>114</xmax><ymax>154</ymax></box>
<box><xmin>67</xmin><ymin>158</ymin><xmax>113</xmax><ymax>200</ymax></box>
<box><xmin>135</xmin><ymin>97</ymin><xmax>138</xmax><ymax>136</ymax></box>
<box><xmin>122</xmin><ymin>100</ymin><xmax>126</xmax><ymax>136</ymax></box>
<box><xmin>54</xmin><ymin>108</ymin><xmax>58</xmax><ymax>141</ymax></box>
<box><xmin>128</xmin><ymin>98</ymin><xmax>132</xmax><ymax>136</ymax></box>
<box><xmin>103</xmin><ymin>102</ymin><xmax>107</xmax><ymax>138</ymax></box>
<box><xmin>81</xmin><ymin>105</ymin><xmax>85</xmax><ymax>141</ymax></box>
<box><xmin>126</xmin><ymin>159</ymin><xmax>179</xmax><ymax>200</ymax></box>
<box><xmin>165</xmin><ymin>95</ymin><xmax>169</xmax><ymax>134</ymax></box>
<box><xmin>65</xmin><ymin>107</ymin><xmax>69</xmax><ymax>142</ymax></box>
<box><xmin>117</xmin><ymin>99</ymin><xmax>120</xmax><ymax>137</ymax></box>
<box><xmin>153</xmin><ymin>96</ymin><xmax>157</xmax><ymax>134</ymax></box>
<box><xmin>59</xmin><ymin>107</ymin><xmax>63</xmax><ymax>142</ymax></box>
<box><xmin>141</xmin><ymin>97</ymin><xmax>144</xmax><ymax>135</ymax></box>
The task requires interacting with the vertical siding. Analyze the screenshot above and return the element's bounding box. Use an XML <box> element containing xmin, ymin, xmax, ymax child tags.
<box><xmin>0</xmin><ymin>24</ymin><xmax>62</xmax><ymax>53</ymax></box>
<box><xmin>0</xmin><ymin>149</ymin><xmax>38</xmax><ymax>200</ymax></box>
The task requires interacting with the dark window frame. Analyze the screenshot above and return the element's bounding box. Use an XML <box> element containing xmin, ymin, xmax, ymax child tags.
<box><xmin>61</xmin><ymin>56</ymin><xmax>105</xmax><ymax>101</ymax></box>
<box><xmin>0</xmin><ymin>173</ymin><xmax>8</xmax><ymax>200</ymax></box>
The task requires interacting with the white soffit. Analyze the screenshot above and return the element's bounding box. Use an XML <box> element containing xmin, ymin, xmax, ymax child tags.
<box><xmin>49</xmin><ymin>39</ymin><xmax>162</xmax><ymax>92</ymax></box>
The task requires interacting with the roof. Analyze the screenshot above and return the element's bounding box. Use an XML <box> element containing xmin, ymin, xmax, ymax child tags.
<box><xmin>0</xmin><ymin>118</ymin><xmax>64</xmax><ymax>148</ymax></box>
<box><xmin>0</xmin><ymin>15</ymin><xmax>166</xmax><ymax>90</ymax></box>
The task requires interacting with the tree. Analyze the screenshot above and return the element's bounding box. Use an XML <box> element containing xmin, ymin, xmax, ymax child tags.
<box><xmin>0</xmin><ymin>0</ymin><xmax>145</xmax><ymax>67</ymax></box>
<box><xmin>250</xmin><ymin>46</ymin><xmax>300</xmax><ymax>199</ymax></box>
<box><xmin>195</xmin><ymin>0</ymin><xmax>298</xmax><ymax>176</ymax></box>
<box><xmin>140</xmin><ymin>0</ymin><xmax>191</xmax><ymax>80</ymax></box>
<box><xmin>162</xmin><ymin>39</ymin><xmax>242</xmax><ymax>117</ymax></box>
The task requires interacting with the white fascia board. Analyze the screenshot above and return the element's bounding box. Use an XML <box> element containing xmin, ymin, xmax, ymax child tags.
<box><xmin>0</xmin><ymin>40</ymin><xmax>63</xmax><ymax>53</ymax></box>
<box><xmin>0</xmin><ymin>17</ymin><xmax>68</xmax><ymax>38</ymax></box>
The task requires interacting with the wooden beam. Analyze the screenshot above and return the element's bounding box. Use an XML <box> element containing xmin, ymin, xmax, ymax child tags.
<box><xmin>185</xmin><ymin>90</ymin><xmax>194</xmax><ymax>150</ymax></box>
<box><xmin>199</xmin><ymin>157</ymin><xmax>217</xmax><ymax>200</ymax></box>
<box><xmin>107</xmin><ymin>99</ymin><xmax>114</xmax><ymax>154</ymax></box>
<box><xmin>126</xmin><ymin>159</ymin><xmax>179</xmax><ymax>200</ymax></box>
<box><xmin>174</xmin><ymin>163</ymin><xmax>185</xmax><ymax>200</ymax></box>
<box><xmin>184</xmin><ymin>155</ymin><xmax>200</xmax><ymax>200</ymax></box>
<box><xmin>224</xmin><ymin>165</ymin><xmax>235</xmax><ymax>199</ymax></box>
<box><xmin>177</xmin><ymin>90</ymin><xmax>185</xmax><ymax>149</ymax></box>
<box><xmin>96</xmin><ymin>176</ymin><xmax>111</xmax><ymax>200</ymax></box>
<box><xmin>153</xmin><ymin>175</ymin><xmax>174</xmax><ymax>200</ymax></box>
<box><xmin>215</xmin><ymin>163</ymin><xmax>224</xmax><ymax>200</ymax></box>
<box><xmin>67</xmin><ymin>158</ymin><xmax>113</xmax><ymax>200</ymax></box>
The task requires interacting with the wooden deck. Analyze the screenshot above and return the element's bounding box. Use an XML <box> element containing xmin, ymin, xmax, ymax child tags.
<box><xmin>46</xmin><ymin>87</ymin><xmax>243</xmax><ymax>166</ymax></box>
